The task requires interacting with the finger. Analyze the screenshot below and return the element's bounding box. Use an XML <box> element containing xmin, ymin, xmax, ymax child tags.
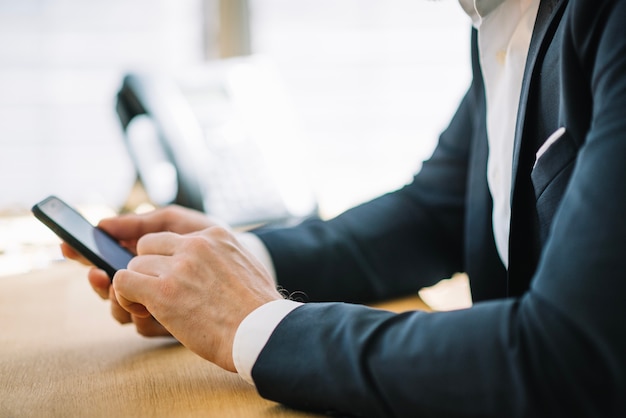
<box><xmin>131</xmin><ymin>315</ymin><xmax>172</xmax><ymax>338</ymax></box>
<box><xmin>88</xmin><ymin>267</ymin><xmax>111</xmax><ymax>299</ymax></box>
<box><xmin>110</xmin><ymin>285</ymin><xmax>170</xmax><ymax>337</ymax></box>
<box><xmin>135</xmin><ymin>231</ymin><xmax>180</xmax><ymax>256</ymax></box>
<box><xmin>127</xmin><ymin>254</ymin><xmax>170</xmax><ymax>278</ymax></box>
<box><xmin>113</xmin><ymin>269</ymin><xmax>159</xmax><ymax>317</ymax></box>
<box><xmin>60</xmin><ymin>242</ymin><xmax>91</xmax><ymax>265</ymax></box>
<box><xmin>115</xmin><ymin>293</ymin><xmax>152</xmax><ymax>318</ymax></box>
<box><xmin>98</xmin><ymin>208</ymin><xmax>183</xmax><ymax>241</ymax></box>
<box><xmin>97</xmin><ymin>213</ymin><xmax>147</xmax><ymax>241</ymax></box>
<box><xmin>109</xmin><ymin>286</ymin><xmax>132</xmax><ymax>324</ymax></box>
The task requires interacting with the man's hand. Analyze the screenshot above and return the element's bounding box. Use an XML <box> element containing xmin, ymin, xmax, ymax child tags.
<box><xmin>112</xmin><ymin>225</ymin><xmax>283</xmax><ymax>372</ymax></box>
<box><xmin>61</xmin><ymin>205</ymin><xmax>222</xmax><ymax>337</ymax></box>
<box><xmin>98</xmin><ymin>205</ymin><xmax>222</xmax><ymax>253</ymax></box>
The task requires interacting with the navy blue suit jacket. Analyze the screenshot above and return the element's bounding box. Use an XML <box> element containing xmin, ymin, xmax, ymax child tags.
<box><xmin>253</xmin><ymin>0</ymin><xmax>626</xmax><ymax>416</ymax></box>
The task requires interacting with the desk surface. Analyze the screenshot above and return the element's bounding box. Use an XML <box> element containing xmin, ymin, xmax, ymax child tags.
<box><xmin>0</xmin><ymin>261</ymin><xmax>429</xmax><ymax>417</ymax></box>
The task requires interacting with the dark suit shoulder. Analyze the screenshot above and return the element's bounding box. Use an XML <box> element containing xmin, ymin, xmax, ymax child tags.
<box><xmin>565</xmin><ymin>0</ymin><xmax>626</xmax><ymax>56</ymax></box>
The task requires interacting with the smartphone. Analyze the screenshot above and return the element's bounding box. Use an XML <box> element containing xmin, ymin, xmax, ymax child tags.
<box><xmin>32</xmin><ymin>195</ymin><xmax>134</xmax><ymax>280</ymax></box>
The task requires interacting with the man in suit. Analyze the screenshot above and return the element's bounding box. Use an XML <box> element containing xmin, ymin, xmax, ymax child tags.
<box><xmin>65</xmin><ymin>0</ymin><xmax>626</xmax><ymax>415</ymax></box>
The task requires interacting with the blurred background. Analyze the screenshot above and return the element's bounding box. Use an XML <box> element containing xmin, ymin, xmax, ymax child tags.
<box><xmin>0</xmin><ymin>0</ymin><xmax>471</xmax><ymax>275</ymax></box>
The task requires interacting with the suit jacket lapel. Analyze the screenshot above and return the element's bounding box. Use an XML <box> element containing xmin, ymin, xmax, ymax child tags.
<box><xmin>510</xmin><ymin>0</ymin><xmax>566</xmax><ymax>204</ymax></box>
<box><xmin>507</xmin><ymin>0</ymin><xmax>568</xmax><ymax>295</ymax></box>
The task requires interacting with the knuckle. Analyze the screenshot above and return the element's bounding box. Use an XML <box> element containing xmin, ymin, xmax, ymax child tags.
<box><xmin>209</xmin><ymin>225</ymin><xmax>231</xmax><ymax>240</ymax></box>
<box><xmin>126</xmin><ymin>256</ymin><xmax>142</xmax><ymax>272</ymax></box>
<box><xmin>182</xmin><ymin>235</ymin><xmax>210</xmax><ymax>254</ymax></box>
<box><xmin>164</xmin><ymin>205</ymin><xmax>185</xmax><ymax>222</ymax></box>
<box><xmin>112</xmin><ymin>269</ymin><xmax>130</xmax><ymax>287</ymax></box>
<box><xmin>170</xmin><ymin>253</ymin><xmax>193</xmax><ymax>275</ymax></box>
<box><xmin>135</xmin><ymin>234</ymin><xmax>150</xmax><ymax>255</ymax></box>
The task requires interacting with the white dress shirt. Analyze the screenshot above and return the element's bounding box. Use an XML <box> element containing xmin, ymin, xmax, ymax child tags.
<box><xmin>474</xmin><ymin>0</ymin><xmax>540</xmax><ymax>267</ymax></box>
<box><xmin>233</xmin><ymin>0</ymin><xmax>540</xmax><ymax>385</ymax></box>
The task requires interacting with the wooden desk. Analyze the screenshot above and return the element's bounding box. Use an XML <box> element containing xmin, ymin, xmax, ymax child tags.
<box><xmin>0</xmin><ymin>261</ymin><xmax>428</xmax><ymax>417</ymax></box>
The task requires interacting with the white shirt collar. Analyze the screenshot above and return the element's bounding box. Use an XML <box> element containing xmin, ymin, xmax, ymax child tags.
<box><xmin>458</xmin><ymin>0</ymin><xmax>508</xmax><ymax>27</ymax></box>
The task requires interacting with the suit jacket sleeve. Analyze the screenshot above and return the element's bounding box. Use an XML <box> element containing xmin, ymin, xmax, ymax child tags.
<box><xmin>251</xmin><ymin>1</ymin><xmax>626</xmax><ymax>417</ymax></box>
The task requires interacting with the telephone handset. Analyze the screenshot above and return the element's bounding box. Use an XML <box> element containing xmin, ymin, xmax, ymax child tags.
<box><xmin>115</xmin><ymin>56</ymin><xmax>317</xmax><ymax>227</ymax></box>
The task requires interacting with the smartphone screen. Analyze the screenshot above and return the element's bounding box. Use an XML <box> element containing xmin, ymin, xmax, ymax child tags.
<box><xmin>32</xmin><ymin>195</ymin><xmax>134</xmax><ymax>280</ymax></box>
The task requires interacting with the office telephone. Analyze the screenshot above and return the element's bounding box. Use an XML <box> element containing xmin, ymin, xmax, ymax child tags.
<box><xmin>115</xmin><ymin>56</ymin><xmax>317</xmax><ymax>227</ymax></box>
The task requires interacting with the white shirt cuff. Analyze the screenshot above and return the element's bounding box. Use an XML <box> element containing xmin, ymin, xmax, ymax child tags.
<box><xmin>232</xmin><ymin>299</ymin><xmax>303</xmax><ymax>385</ymax></box>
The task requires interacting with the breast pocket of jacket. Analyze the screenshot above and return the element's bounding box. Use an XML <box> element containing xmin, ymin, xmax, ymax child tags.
<box><xmin>531</xmin><ymin>127</ymin><xmax>578</xmax><ymax>244</ymax></box>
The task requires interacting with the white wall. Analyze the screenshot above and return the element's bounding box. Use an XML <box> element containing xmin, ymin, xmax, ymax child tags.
<box><xmin>0</xmin><ymin>0</ymin><xmax>204</xmax><ymax>211</ymax></box>
<box><xmin>0</xmin><ymin>0</ymin><xmax>472</xmax><ymax>218</ymax></box>
<box><xmin>250</xmin><ymin>0</ymin><xmax>472</xmax><ymax>217</ymax></box>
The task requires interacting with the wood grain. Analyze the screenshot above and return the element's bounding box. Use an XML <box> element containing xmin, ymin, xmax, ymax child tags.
<box><xmin>0</xmin><ymin>262</ymin><xmax>428</xmax><ymax>417</ymax></box>
<box><xmin>0</xmin><ymin>263</ymin><xmax>318</xmax><ymax>417</ymax></box>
